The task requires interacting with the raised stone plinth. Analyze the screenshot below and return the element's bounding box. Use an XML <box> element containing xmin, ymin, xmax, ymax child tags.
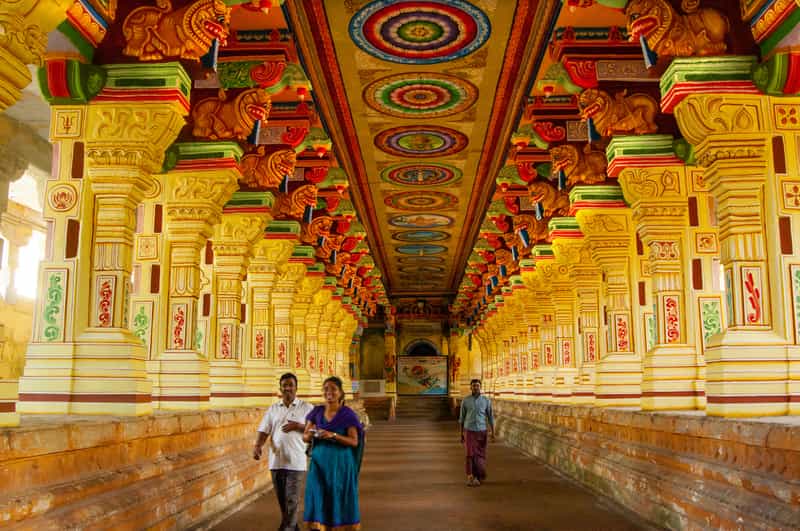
<box><xmin>495</xmin><ymin>400</ymin><xmax>800</xmax><ymax>530</ymax></box>
<box><xmin>0</xmin><ymin>409</ymin><xmax>273</xmax><ymax>529</ymax></box>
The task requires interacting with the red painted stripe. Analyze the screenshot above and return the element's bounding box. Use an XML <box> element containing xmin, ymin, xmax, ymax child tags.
<box><xmin>19</xmin><ymin>393</ymin><xmax>151</xmax><ymax>403</ymax></box>
<box><xmin>47</xmin><ymin>60</ymin><xmax>71</xmax><ymax>98</ymax></box>
<box><xmin>595</xmin><ymin>394</ymin><xmax>642</xmax><ymax>399</ymax></box>
<box><xmin>706</xmin><ymin>395</ymin><xmax>789</xmax><ymax>404</ymax></box>
<box><xmin>175</xmin><ymin>159</ymin><xmax>239</xmax><ymax>170</ymax></box>
<box><xmin>94</xmin><ymin>89</ymin><xmax>190</xmax><ymax>112</ymax></box>
<box><xmin>0</xmin><ymin>402</ymin><xmax>16</xmax><ymax>413</ymax></box>
<box><xmin>784</xmin><ymin>53</ymin><xmax>800</xmax><ymax>94</ymax></box>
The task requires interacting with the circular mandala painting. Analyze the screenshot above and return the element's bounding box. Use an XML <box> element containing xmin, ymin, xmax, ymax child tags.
<box><xmin>398</xmin><ymin>255</ymin><xmax>445</xmax><ymax>264</ymax></box>
<box><xmin>389</xmin><ymin>213</ymin><xmax>454</xmax><ymax>229</ymax></box>
<box><xmin>381</xmin><ymin>163</ymin><xmax>462</xmax><ymax>187</ymax></box>
<box><xmin>396</xmin><ymin>244</ymin><xmax>447</xmax><ymax>255</ymax></box>
<box><xmin>349</xmin><ymin>0</ymin><xmax>491</xmax><ymax>65</ymax></box>
<box><xmin>393</xmin><ymin>230</ymin><xmax>450</xmax><ymax>242</ymax></box>
<box><xmin>384</xmin><ymin>191</ymin><xmax>459</xmax><ymax>211</ymax></box>
<box><xmin>375</xmin><ymin>126</ymin><xmax>468</xmax><ymax>158</ymax></box>
<box><xmin>364</xmin><ymin>73</ymin><xmax>478</xmax><ymax>118</ymax></box>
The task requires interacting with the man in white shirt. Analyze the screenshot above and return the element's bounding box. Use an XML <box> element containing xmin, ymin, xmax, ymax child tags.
<box><xmin>254</xmin><ymin>373</ymin><xmax>314</xmax><ymax>531</ymax></box>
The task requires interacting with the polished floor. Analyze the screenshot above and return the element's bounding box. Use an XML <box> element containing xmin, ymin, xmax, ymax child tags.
<box><xmin>213</xmin><ymin>420</ymin><xmax>648</xmax><ymax>531</ymax></box>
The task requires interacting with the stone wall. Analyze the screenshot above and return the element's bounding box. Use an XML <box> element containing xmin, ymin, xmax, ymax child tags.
<box><xmin>0</xmin><ymin>409</ymin><xmax>272</xmax><ymax>529</ymax></box>
<box><xmin>494</xmin><ymin>400</ymin><xmax>800</xmax><ymax>530</ymax></box>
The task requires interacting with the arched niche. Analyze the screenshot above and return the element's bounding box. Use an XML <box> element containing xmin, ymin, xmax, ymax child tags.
<box><xmin>401</xmin><ymin>338</ymin><xmax>441</xmax><ymax>357</ymax></box>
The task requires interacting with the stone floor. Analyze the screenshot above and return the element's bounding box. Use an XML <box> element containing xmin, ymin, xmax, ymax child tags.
<box><xmin>212</xmin><ymin>420</ymin><xmax>649</xmax><ymax>531</ymax></box>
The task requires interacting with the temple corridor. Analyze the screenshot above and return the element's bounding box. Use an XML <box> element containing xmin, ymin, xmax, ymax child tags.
<box><xmin>212</xmin><ymin>420</ymin><xmax>646</xmax><ymax>531</ymax></box>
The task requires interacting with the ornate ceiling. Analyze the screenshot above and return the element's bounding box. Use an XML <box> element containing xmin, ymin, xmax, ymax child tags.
<box><xmin>286</xmin><ymin>0</ymin><xmax>560</xmax><ymax>297</ymax></box>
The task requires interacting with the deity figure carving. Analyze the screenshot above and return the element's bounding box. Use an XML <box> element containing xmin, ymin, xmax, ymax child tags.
<box><xmin>123</xmin><ymin>0</ymin><xmax>230</xmax><ymax>61</ymax></box>
<box><xmin>239</xmin><ymin>147</ymin><xmax>295</xmax><ymax>189</ymax></box>
<box><xmin>273</xmin><ymin>184</ymin><xmax>317</xmax><ymax>220</ymax></box>
<box><xmin>550</xmin><ymin>144</ymin><xmax>607</xmax><ymax>187</ymax></box>
<box><xmin>579</xmin><ymin>89</ymin><xmax>658</xmax><ymax>137</ymax></box>
<box><xmin>626</xmin><ymin>0</ymin><xmax>728</xmax><ymax>58</ymax></box>
<box><xmin>528</xmin><ymin>180</ymin><xmax>570</xmax><ymax>217</ymax></box>
<box><xmin>192</xmin><ymin>88</ymin><xmax>271</xmax><ymax>141</ymax></box>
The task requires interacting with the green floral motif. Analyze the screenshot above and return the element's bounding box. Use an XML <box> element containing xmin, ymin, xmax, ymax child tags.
<box><xmin>646</xmin><ymin>314</ymin><xmax>656</xmax><ymax>351</ymax></box>
<box><xmin>42</xmin><ymin>273</ymin><xmax>64</xmax><ymax>342</ymax></box>
<box><xmin>133</xmin><ymin>306</ymin><xmax>150</xmax><ymax>344</ymax></box>
<box><xmin>195</xmin><ymin>325</ymin><xmax>204</xmax><ymax>354</ymax></box>
<box><xmin>725</xmin><ymin>270</ymin><xmax>734</xmax><ymax>327</ymax></box>
<box><xmin>701</xmin><ymin>299</ymin><xmax>723</xmax><ymax>345</ymax></box>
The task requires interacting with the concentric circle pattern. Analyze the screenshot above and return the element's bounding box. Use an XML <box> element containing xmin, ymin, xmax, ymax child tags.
<box><xmin>385</xmin><ymin>191</ymin><xmax>458</xmax><ymax>211</ymax></box>
<box><xmin>349</xmin><ymin>0</ymin><xmax>490</xmax><ymax>65</ymax></box>
<box><xmin>399</xmin><ymin>265</ymin><xmax>446</xmax><ymax>274</ymax></box>
<box><xmin>396</xmin><ymin>244</ymin><xmax>448</xmax><ymax>255</ymax></box>
<box><xmin>381</xmin><ymin>163</ymin><xmax>462</xmax><ymax>187</ymax></box>
<box><xmin>364</xmin><ymin>73</ymin><xmax>477</xmax><ymax>118</ymax></box>
<box><xmin>389</xmin><ymin>213</ymin><xmax>454</xmax><ymax>228</ymax></box>
<box><xmin>393</xmin><ymin>230</ymin><xmax>450</xmax><ymax>242</ymax></box>
<box><xmin>375</xmin><ymin>126</ymin><xmax>468</xmax><ymax>158</ymax></box>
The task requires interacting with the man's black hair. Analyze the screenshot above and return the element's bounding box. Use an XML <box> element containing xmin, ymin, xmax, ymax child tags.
<box><xmin>470</xmin><ymin>378</ymin><xmax>481</xmax><ymax>385</ymax></box>
<box><xmin>280</xmin><ymin>372</ymin><xmax>298</xmax><ymax>386</ymax></box>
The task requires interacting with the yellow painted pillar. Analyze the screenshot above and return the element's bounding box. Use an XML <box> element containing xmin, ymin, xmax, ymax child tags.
<box><xmin>614</xmin><ymin>137</ymin><xmax>704</xmax><ymax>410</ymax></box>
<box><xmin>290</xmin><ymin>266</ymin><xmax>325</xmax><ymax>399</ymax></box>
<box><xmin>549</xmin><ymin>256</ymin><xmax>579</xmax><ymax>403</ymax></box>
<box><xmin>551</xmin><ymin>232</ymin><xmax>601</xmax><ymax>406</ymax></box>
<box><xmin>271</xmin><ymin>248</ymin><xmax>310</xmax><ymax>378</ymax></box>
<box><xmin>530</xmin><ymin>247</ymin><xmax>559</xmax><ymax>400</ymax></box>
<box><xmin>142</xmin><ymin>144</ymin><xmax>242</xmax><ymax>410</ymax></box>
<box><xmin>384</xmin><ymin>318</ymin><xmax>397</xmax><ymax>419</ymax></box>
<box><xmin>674</xmin><ymin>91</ymin><xmax>799</xmax><ymax>416</ymax></box>
<box><xmin>573</xmin><ymin>185</ymin><xmax>643</xmax><ymax>407</ymax></box>
<box><xmin>19</xmin><ymin>64</ymin><xmax>188</xmax><ymax>415</ymax></box>
<box><xmin>208</xmin><ymin>202</ymin><xmax>272</xmax><ymax>408</ymax></box>
<box><xmin>0</xmin><ymin>0</ymin><xmax>71</xmax><ymax>111</ymax></box>
<box><xmin>243</xmin><ymin>223</ymin><xmax>299</xmax><ymax>406</ymax></box>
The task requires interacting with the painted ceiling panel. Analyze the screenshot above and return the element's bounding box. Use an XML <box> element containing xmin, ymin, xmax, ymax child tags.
<box><xmin>290</xmin><ymin>0</ymin><xmax>559</xmax><ymax>297</ymax></box>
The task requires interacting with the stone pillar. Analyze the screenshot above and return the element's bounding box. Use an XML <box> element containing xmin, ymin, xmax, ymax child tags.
<box><xmin>19</xmin><ymin>65</ymin><xmax>188</xmax><ymax>415</ymax></box>
<box><xmin>530</xmin><ymin>246</ymin><xmax>558</xmax><ymax>399</ymax></box>
<box><xmin>271</xmin><ymin>249</ymin><xmax>310</xmax><ymax>379</ymax></box>
<box><xmin>0</xmin><ymin>0</ymin><xmax>70</xmax><ymax>110</ymax></box>
<box><xmin>242</xmin><ymin>223</ymin><xmax>299</xmax><ymax>406</ymax></box>
<box><xmin>551</xmin><ymin>228</ymin><xmax>601</xmax><ymax>405</ymax></box>
<box><xmin>674</xmin><ymin>91</ymin><xmax>798</xmax><ymax>416</ymax></box>
<box><xmin>614</xmin><ymin>136</ymin><xmax>703</xmax><ymax>411</ymax></box>
<box><xmin>290</xmin><ymin>267</ymin><xmax>325</xmax><ymax>399</ymax></box>
<box><xmin>147</xmin><ymin>144</ymin><xmax>241</xmax><ymax>410</ymax></box>
<box><xmin>209</xmin><ymin>204</ymin><xmax>272</xmax><ymax>408</ymax></box>
<box><xmin>573</xmin><ymin>185</ymin><xmax>642</xmax><ymax>407</ymax></box>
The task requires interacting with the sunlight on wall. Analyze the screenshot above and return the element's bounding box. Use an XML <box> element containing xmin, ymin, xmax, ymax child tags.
<box><xmin>15</xmin><ymin>231</ymin><xmax>45</xmax><ymax>299</ymax></box>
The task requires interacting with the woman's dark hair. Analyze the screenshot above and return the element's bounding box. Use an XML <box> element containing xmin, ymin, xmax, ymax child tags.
<box><xmin>280</xmin><ymin>372</ymin><xmax>298</xmax><ymax>386</ymax></box>
<box><xmin>323</xmin><ymin>376</ymin><xmax>345</xmax><ymax>404</ymax></box>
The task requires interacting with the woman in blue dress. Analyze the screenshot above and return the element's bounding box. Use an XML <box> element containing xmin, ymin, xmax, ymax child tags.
<box><xmin>303</xmin><ymin>376</ymin><xmax>364</xmax><ymax>531</ymax></box>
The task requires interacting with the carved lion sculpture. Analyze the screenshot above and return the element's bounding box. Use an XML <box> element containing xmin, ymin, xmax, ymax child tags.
<box><xmin>579</xmin><ymin>89</ymin><xmax>659</xmax><ymax>137</ymax></box>
<box><xmin>550</xmin><ymin>144</ymin><xmax>607</xmax><ymax>187</ymax></box>
<box><xmin>626</xmin><ymin>0</ymin><xmax>728</xmax><ymax>58</ymax></box>
<box><xmin>192</xmin><ymin>88</ymin><xmax>271</xmax><ymax>141</ymax></box>
<box><xmin>239</xmin><ymin>147</ymin><xmax>296</xmax><ymax>189</ymax></box>
<box><xmin>273</xmin><ymin>184</ymin><xmax>317</xmax><ymax>220</ymax></box>
<box><xmin>528</xmin><ymin>180</ymin><xmax>570</xmax><ymax>218</ymax></box>
<box><xmin>302</xmin><ymin>216</ymin><xmax>333</xmax><ymax>245</ymax></box>
<box><xmin>123</xmin><ymin>0</ymin><xmax>230</xmax><ymax>61</ymax></box>
<box><xmin>513</xmin><ymin>214</ymin><xmax>549</xmax><ymax>244</ymax></box>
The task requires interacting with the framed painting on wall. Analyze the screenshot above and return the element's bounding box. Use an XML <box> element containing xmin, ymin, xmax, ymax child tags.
<box><xmin>397</xmin><ymin>356</ymin><xmax>448</xmax><ymax>396</ymax></box>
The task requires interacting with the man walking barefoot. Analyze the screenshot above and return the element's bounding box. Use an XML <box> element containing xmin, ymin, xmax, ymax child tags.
<box><xmin>254</xmin><ymin>373</ymin><xmax>314</xmax><ymax>531</ymax></box>
<box><xmin>459</xmin><ymin>379</ymin><xmax>495</xmax><ymax>487</ymax></box>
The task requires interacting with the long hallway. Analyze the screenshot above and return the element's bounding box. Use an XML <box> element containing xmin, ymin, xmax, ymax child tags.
<box><xmin>213</xmin><ymin>420</ymin><xmax>647</xmax><ymax>531</ymax></box>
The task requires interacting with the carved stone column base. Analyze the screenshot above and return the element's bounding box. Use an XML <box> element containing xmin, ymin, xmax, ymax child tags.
<box><xmin>148</xmin><ymin>352</ymin><xmax>211</xmax><ymax>411</ymax></box>
<box><xmin>595</xmin><ymin>354</ymin><xmax>642</xmax><ymax>407</ymax></box>
<box><xmin>0</xmin><ymin>379</ymin><xmax>19</xmax><ymax>427</ymax></box>
<box><xmin>642</xmin><ymin>345</ymin><xmax>702</xmax><ymax>410</ymax></box>
<box><xmin>210</xmin><ymin>362</ymin><xmax>245</xmax><ymax>408</ymax></box>
<box><xmin>552</xmin><ymin>368</ymin><xmax>579</xmax><ymax>403</ymax></box>
<box><xmin>535</xmin><ymin>368</ymin><xmax>557</xmax><ymax>401</ymax></box>
<box><xmin>704</xmin><ymin>332</ymin><xmax>791</xmax><ymax>417</ymax></box>
<box><xmin>19</xmin><ymin>331</ymin><xmax>152</xmax><ymax>415</ymax></box>
<box><xmin>242</xmin><ymin>366</ymin><xmax>278</xmax><ymax>407</ymax></box>
<box><xmin>573</xmin><ymin>364</ymin><xmax>596</xmax><ymax>405</ymax></box>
